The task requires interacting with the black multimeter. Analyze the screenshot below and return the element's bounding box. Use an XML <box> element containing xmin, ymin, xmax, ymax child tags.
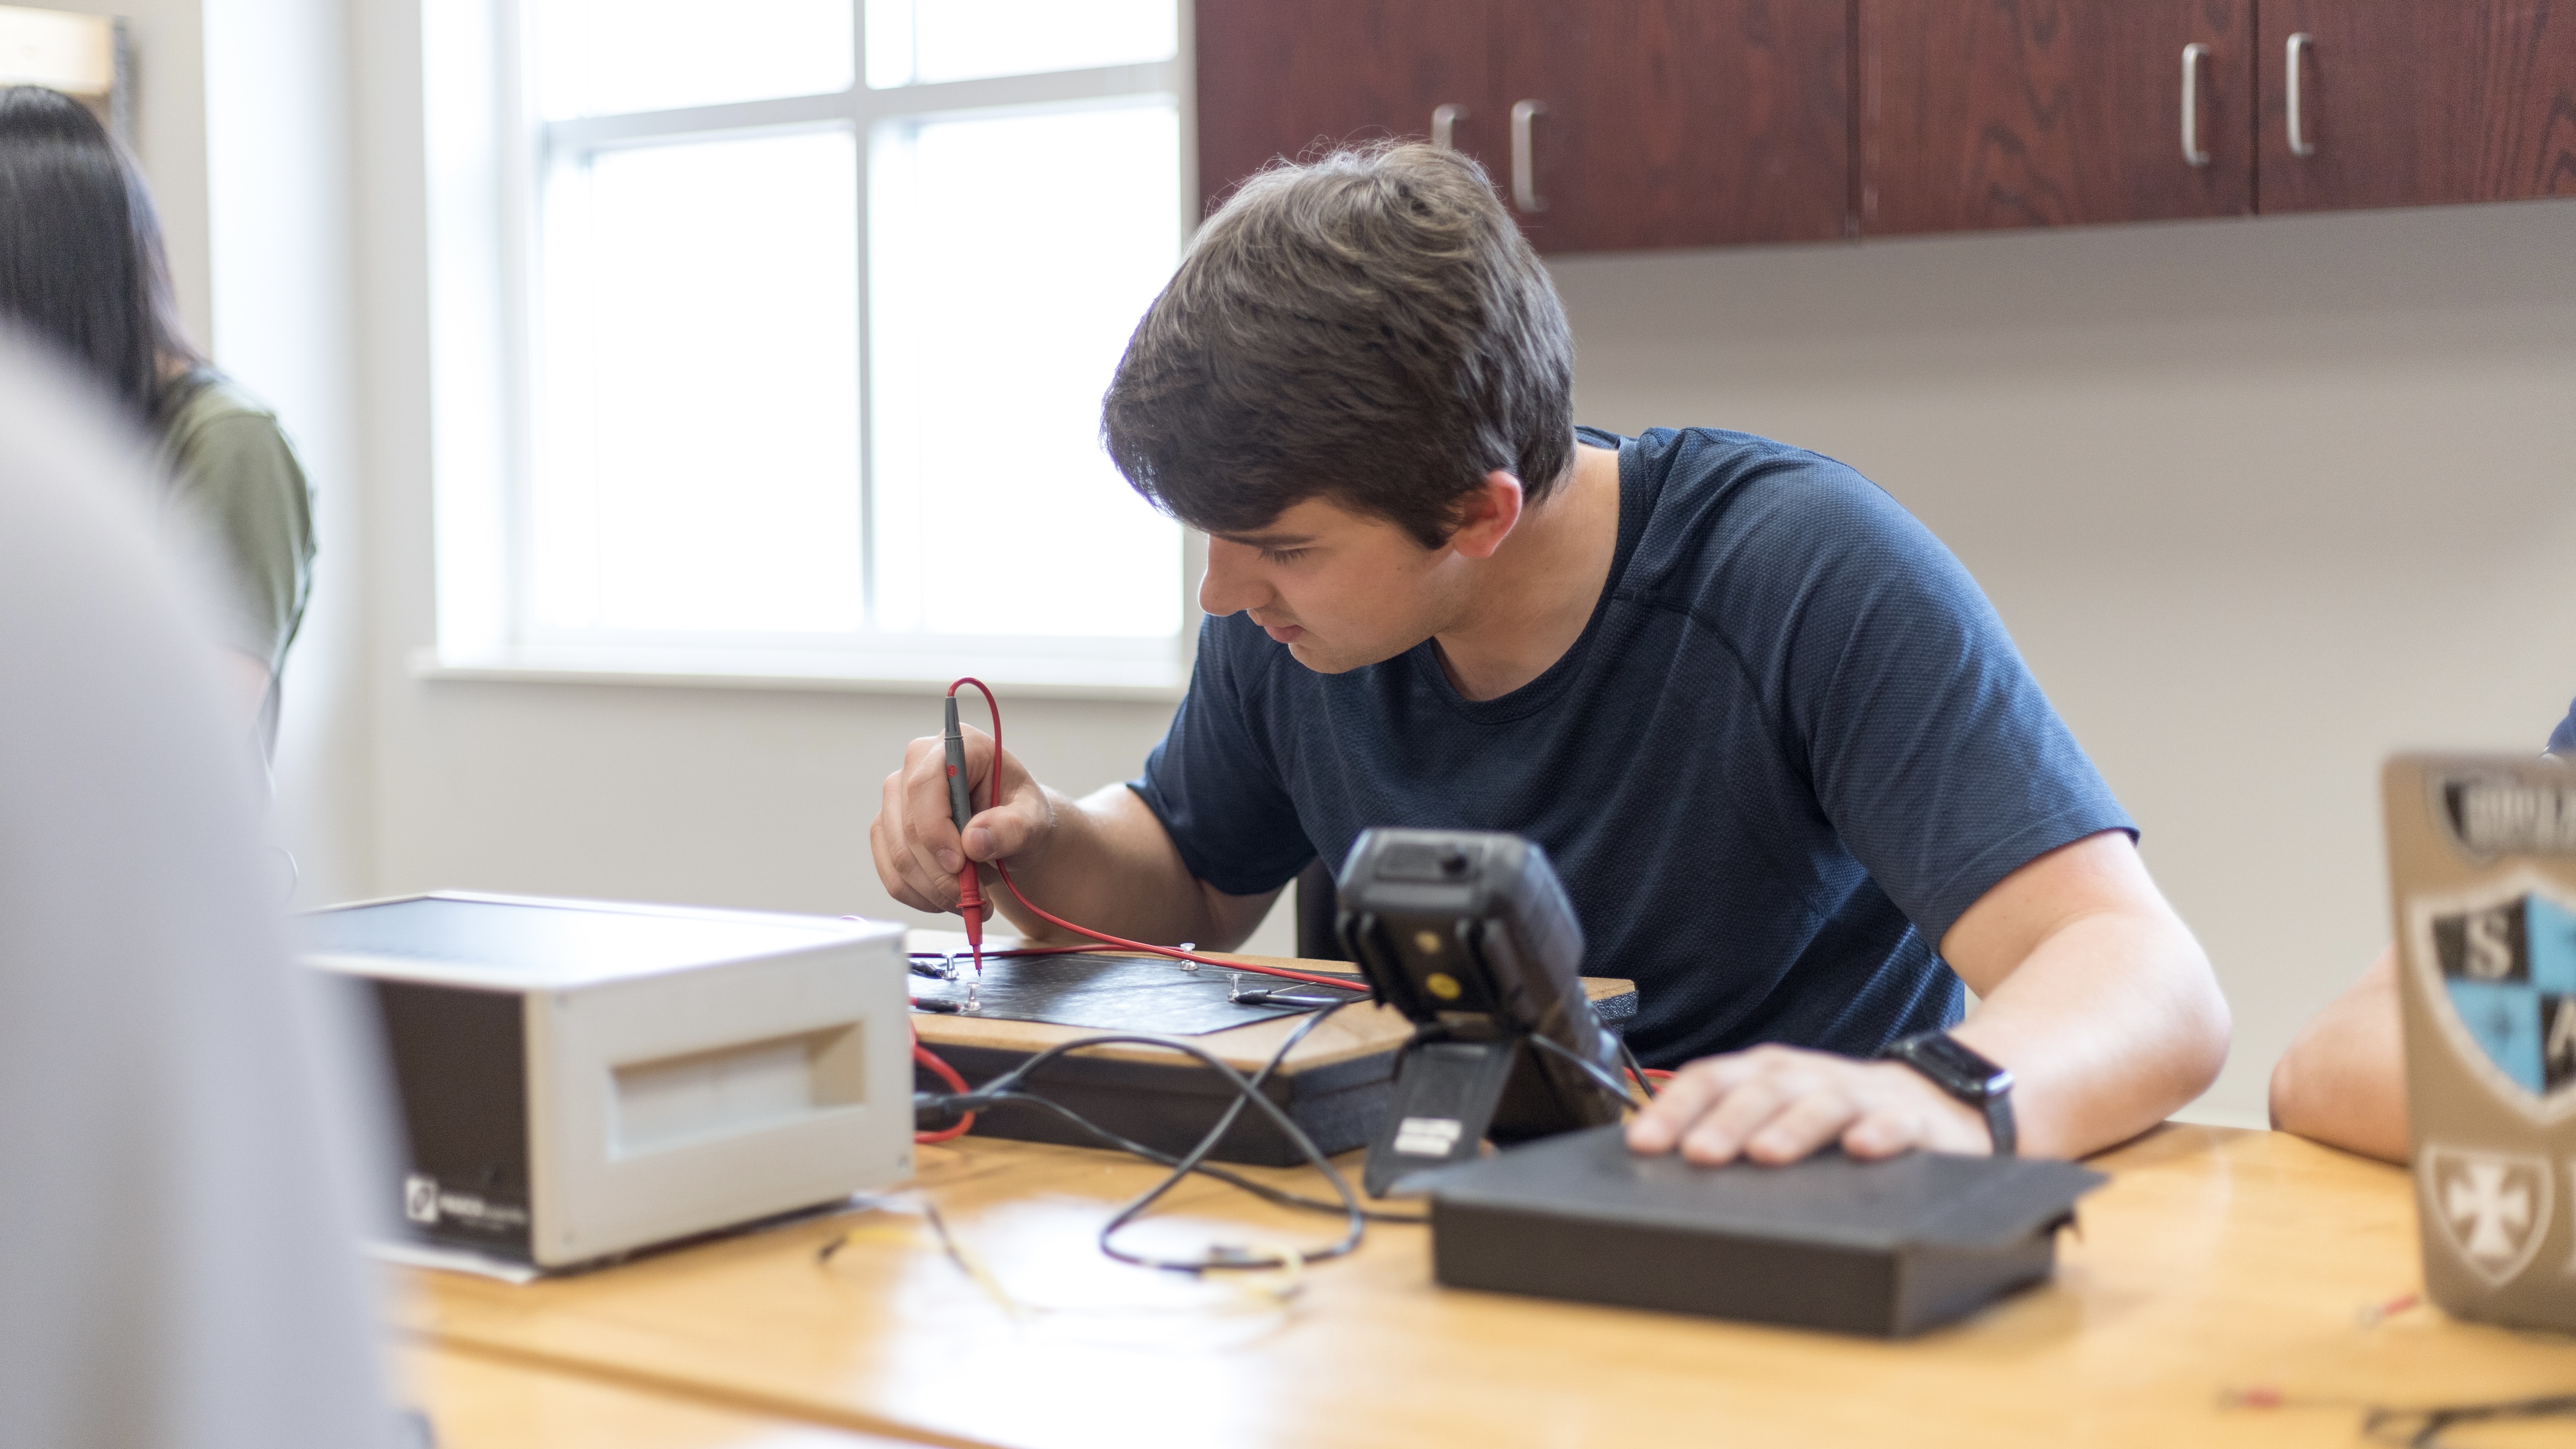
<box><xmin>1335</xmin><ymin>829</ymin><xmax>1628</xmax><ymax>1195</ymax></box>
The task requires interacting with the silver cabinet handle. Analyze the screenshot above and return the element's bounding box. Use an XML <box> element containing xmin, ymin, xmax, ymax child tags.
<box><xmin>2286</xmin><ymin>31</ymin><xmax>2317</xmax><ymax>156</ymax></box>
<box><xmin>1431</xmin><ymin>103</ymin><xmax>1465</xmax><ymax>151</ymax></box>
<box><xmin>2180</xmin><ymin>43</ymin><xmax>2211</xmax><ymax>166</ymax></box>
<box><xmin>1509</xmin><ymin>99</ymin><xmax>1547</xmax><ymax>211</ymax></box>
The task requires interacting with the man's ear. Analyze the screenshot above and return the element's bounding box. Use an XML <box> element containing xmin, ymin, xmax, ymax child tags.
<box><xmin>1447</xmin><ymin>471</ymin><xmax>1525</xmax><ymax>560</ymax></box>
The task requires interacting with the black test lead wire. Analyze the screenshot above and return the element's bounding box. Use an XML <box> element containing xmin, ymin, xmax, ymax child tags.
<box><xmin>904</xmin><ymin>678</ymin><xmax>1448</xmax><ymax>1267</ymax></box>
<box><xmin>922</xmin><ymin>1006</ymin><xmax>1376</xmax><ymax>1269</ymax></box>
<box><xmin>1529</xmin><ymin>1030</ymin><xmax>1656</xmax><ymax>1108</ymax></box>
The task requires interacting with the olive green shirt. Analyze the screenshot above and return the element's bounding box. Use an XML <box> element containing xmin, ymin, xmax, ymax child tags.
<box><xmin>155</xmin><ymin>369</ymin><xmax>316</xmax><ymax>743</ymax></box>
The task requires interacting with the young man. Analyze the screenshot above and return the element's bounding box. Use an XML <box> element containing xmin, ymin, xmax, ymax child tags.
<box><xmin>871</xmin><ymin>144</ymin><xmax>2229</xmax><ymax>1166</ymax></box>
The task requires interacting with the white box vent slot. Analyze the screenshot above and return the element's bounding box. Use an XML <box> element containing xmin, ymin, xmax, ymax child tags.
<box><xmin>610</xmin><ymin>1023</ymin><xmax>863</xmax><ymax>1158</ymax></box>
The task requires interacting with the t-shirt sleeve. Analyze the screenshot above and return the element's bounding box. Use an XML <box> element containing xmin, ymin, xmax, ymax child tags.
<box><xmin>2548</xmin><ymin>698</ymin><xmax>2576</xmax><ymax>757</ymax></box>
<box><xmin>1741</xmin><ymin>462</ymin><xmax>2133</xmax><ymax>949</ymax></box>
<box><xmin>1128</xmin><ymin>619</ymin><xmax>1317</xmax><ymax>898</ymax></box>
<box><xmin>164</xmin><ymin>409</ymin><xmax>315</xmax><ymax>668</ymax></box>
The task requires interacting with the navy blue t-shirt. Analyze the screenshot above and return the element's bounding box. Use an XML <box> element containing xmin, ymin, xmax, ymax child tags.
<box><xmin>1130</xmin><ymin>427</ymin><xmax>2134</xmax><ymax>1067</ymax></box>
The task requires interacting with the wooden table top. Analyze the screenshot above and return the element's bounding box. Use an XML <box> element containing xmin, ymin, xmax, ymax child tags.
<box><xmin>398</xmin><ymin>1343</ymin><xmax>911</xmax><ymax>1449</ymax></box>
<box><xmin>391</xmin><ymin>1124</ymin><xmax>2576</xmax><ymax>1449</ymax></box>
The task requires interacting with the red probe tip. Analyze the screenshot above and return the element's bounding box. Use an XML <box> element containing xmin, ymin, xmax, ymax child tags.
<box><xmin>957</xmin><ymin>865</ymin><xmax>985</xmax><ymax>975</ymax></box>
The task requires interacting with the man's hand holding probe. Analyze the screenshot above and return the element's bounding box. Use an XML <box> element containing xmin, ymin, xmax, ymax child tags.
<box><xmin>871</xmin><ymin>722</ymin><xmax>1050</xmax><ymax>927</ymax></box>
<box><xmin>869</xmin><ymin>723</ymin><xmax>1282</xmax><ymax>954</ymax></box>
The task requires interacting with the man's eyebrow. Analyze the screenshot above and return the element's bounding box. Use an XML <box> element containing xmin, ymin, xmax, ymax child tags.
<box><xmin>1216</xmin><ymin>530</ymin><xmax>1319</xmax><ymax>548</ymax></box>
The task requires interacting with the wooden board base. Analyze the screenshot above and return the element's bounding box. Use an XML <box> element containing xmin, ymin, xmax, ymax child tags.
<box><xmin>906</xmin><ymin>933</ymin><xmax>1636</xmax><ymax>1166</ymax></box>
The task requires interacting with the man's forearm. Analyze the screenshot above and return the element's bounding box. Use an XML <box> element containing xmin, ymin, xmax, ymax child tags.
<box><xmin>982</xmin><ymin>783</ymin><xmax>1259</xmax><ymax>950</ymax></box>
<box><xmin>1950</xmin><ymin>908</ymin><xmax>2230</xmax><ymax>1158</ymax></box>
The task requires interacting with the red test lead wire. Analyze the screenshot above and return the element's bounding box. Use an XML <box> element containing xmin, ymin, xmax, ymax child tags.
<box><xmin>911</xmin><ymin>1019</ymin><xmax>973</xmax><ymax>1145</ymax></box>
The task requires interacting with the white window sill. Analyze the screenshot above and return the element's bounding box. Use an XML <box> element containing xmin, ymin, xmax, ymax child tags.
<box><xmin>408</xmin><ymin>646</ymin><xmax>1189</xmax><ymax>702</ymax></box>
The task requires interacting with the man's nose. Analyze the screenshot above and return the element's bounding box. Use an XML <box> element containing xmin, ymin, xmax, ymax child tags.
<box><xmin>1199</xmin><ymin>540</ymin><xmax>1264</xmax><ymax>617</ymax></box>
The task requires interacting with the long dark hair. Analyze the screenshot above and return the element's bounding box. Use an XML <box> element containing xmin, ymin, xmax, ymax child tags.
<box><xmin>0</xmin><ymin>85</ymin><xmax>202</xmax><ymax>426</ymax></box>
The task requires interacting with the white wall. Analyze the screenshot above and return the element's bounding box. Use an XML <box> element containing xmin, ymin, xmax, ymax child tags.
<box><xmin>201</xmin><ymin>0</ymin><xmax>369</xmax><ymax>908</ymax></box>
<box><xmin>1554</xmin><ymin>203</ymin><xmax>2576</xmax><ymax>1123</ymax></box>
<box><xmin>47</xmin><ymin>0</ymin><xmax>370</xmax><ymax>907</ymax></box>
<box><xmin>313</xmin><ymin>4</ymin><xmax>2570</xmax><ymax>1122</ymax></box>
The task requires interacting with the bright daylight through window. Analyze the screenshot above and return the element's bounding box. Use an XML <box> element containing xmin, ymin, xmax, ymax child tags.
<box><xmin>522</xmin><ymin>0</ymin><xmax>1185</xmax><ymax>683</ymax></box>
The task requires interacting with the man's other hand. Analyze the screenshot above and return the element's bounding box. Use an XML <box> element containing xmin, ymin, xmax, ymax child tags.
<box><xmin>869</xmin><ymin>724</ymin><xmax>1054</xmax><ymax>920</ymax></box>
<box><xmin>1624</xmin><ymin>1044</ymin><xmax>1994</xmax><ymax>1165</ymax></box>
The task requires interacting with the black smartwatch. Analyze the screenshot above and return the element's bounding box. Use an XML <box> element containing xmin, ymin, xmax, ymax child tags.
<box><xmin>1879</xmin><ymin>1032</ymin><xmax>2016</xmax><ymax>1156</ymax></box>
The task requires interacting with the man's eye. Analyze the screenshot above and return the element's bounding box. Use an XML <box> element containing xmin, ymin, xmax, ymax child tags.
<box><xmin>1259</xmin><ymin>548</ymin><xmax>1310</xmax><ymax>564</ymax></box>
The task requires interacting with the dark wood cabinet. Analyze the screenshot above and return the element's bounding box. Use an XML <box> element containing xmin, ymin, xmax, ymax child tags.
<box><xmin>1860</xmin><ymin>0</ymin><xmax>2254</xmax><ymax>234</ymax></box>
<box><xmin>2258</xmin><ymin>1</ymin><xmax>2576</xmax><ymax>213</ymax></box>
<box><xmin>1196</xmin><ymin>0</ymin><xmax>1847</xmax><ymax>253</ymax></box>
<box><xmin>1495</xmin><ymin>0</ymin><xmax>1848</xmax><ymax>251</ymax></box>
<box><xmin>1199</xmin><ymin>0</ymin><xmax>2576</xmax><ymax>257</ymax></box>
<box><xmin>1196</xmin><ymin>0</ymin><xmax>1493</xmax><ymax>210</ymax></box>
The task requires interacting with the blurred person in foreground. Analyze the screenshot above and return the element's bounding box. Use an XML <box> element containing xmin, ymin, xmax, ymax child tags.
<box><xmin>0</xmin><ymin>84</ymin><xmax>315</xmax><ymax>758</ymax></box>
<box><xmin>0</xmin><ymin>336</ymin><xmax>389</xmax><ymax>1444</ymax></box>
<box><xmin>2271</xmin><ymin>701</ymin><xmax>2576</xmax><ymax>1164</ymax></box>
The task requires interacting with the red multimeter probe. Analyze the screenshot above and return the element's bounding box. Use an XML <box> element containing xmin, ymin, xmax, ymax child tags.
<box><xmin>939</xmin><ymin>682</ymin><xmax>988</xmax><ymax>974</ymax></box>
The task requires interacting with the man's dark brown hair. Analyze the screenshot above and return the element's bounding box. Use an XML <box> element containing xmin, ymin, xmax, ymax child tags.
<box><xmin>1101</xmin><ymin>142</ymin><xmax>1575</xmax><ymax>549</ymax></box>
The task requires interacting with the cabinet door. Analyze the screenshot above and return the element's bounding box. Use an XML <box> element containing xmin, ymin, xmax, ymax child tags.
<box><xmin>1860</xmin><ymin>0</ymin><xmax>2252</xmax><ymax>235</ymax></box>
<box><xmin>1493</xmin><ymin>0</ymin><xmax>1849</xmax><ymax>253</ymax></box>
<box><xmin>2259</xmin><ymin>1</ymin><xmax>2576</xmax><ymax>213</ymax></box>
<box><xmin>1195</xmin><ymin>0</ymin><xmax>1492</xmax><ymax>214</ymax></box>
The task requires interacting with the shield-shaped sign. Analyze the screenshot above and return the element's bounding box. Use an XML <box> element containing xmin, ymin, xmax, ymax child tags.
<box><xmin>2408</xmin><ymin>873</ymin><xmax>2576</xmax><ymax>1122</ymax></box>
<box><xmin>2420</xmin><ymin>1143</ymin><xmax>2554</xmax><ymax>1288</ymax></box>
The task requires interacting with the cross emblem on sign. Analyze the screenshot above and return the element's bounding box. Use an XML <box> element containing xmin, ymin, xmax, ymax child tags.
<box><xmin>2422</xmin><ymin>1144</ymin><xmax>2553</xmax><ymax>1287</ymax></box>
<box><xmin>2446</xmin><ymin>1160</ymin><xmax>2535</xmax><ymax>1263</ymax></box>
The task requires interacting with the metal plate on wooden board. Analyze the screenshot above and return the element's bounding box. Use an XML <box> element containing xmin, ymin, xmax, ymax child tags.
<box><xmin>907</xmin><ymin>952</ymin><xmax>1345</xmax><ymax>1035</ymax></box>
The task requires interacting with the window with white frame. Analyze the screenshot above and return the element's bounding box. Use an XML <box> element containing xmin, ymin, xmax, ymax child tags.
<box><xmin>513</xmin><ymin>0</ymin><xmax>1188</xmax><ymax>687</ymax></box>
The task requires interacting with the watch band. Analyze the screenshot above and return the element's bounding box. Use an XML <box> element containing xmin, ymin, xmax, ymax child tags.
<box><xmin>1975</xmin><ymin>1092</ymin><xmax>2016</xmax><ymax>1158</ymax></box>
<box><xmin>1880</xmin><ymin>1032</ymin><xmax>2017</xmax><ymax>1157</ymax></box>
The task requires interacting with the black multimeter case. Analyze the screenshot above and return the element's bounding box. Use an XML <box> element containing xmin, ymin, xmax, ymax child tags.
<box><xmin>1335</xmin><ymin>829</ymin><xmax>1627</xmax><ymax>1194</ymax></box>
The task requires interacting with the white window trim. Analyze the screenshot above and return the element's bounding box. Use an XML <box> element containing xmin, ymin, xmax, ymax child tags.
<box><xmin>421</xmin><ymin>2</ymin><xmax>1202</xmax><ymax>701</ymax></box>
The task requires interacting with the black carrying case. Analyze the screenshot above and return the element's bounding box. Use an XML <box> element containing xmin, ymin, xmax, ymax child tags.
<box><xmin>1426</xmin><ymin>1125</ymin><xmax>2105</xmax><ymax>1336</ymax></box>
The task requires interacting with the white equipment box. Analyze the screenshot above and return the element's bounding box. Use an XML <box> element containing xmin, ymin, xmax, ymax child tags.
<box><xmin>301</xmin><ymin>892</ymin><xmax>909</xmax><ymax>1271</ymax></box>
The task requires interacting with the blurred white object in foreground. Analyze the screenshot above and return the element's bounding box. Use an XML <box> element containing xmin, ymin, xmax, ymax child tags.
<box><xmin>0</xmin><ymin>336</ymin><xmax>391</xmax><ymax>1449</ymax></box>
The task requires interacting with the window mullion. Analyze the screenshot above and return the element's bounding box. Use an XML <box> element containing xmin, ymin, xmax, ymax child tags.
<box><xmin>850</xmin><ymin>4</ymin><xmax>876</xmax><ymax>632</ymax></box>
<box><xmin>544</xmin><ymin>90</ymin><xmax>855</xmax><ymax>150</ymax></box>
<box><xmin>849</xmin><ymin>59</ymin><xmax>1181</xmax><ymax>127</ymax></box>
